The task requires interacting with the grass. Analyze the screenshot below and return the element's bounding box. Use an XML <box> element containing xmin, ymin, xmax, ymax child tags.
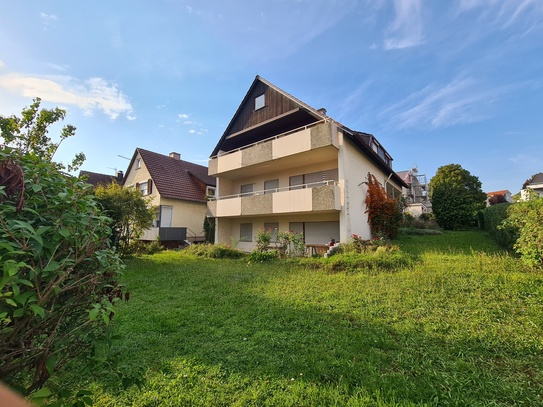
<box><xmin>63</xmin><ymin>230</ymin><xmax>543</xmax><ymax>406</ymax></box>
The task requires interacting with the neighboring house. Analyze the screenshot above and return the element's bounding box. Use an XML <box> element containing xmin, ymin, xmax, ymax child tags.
<box><xmin>79</xmin><ymin>170</ymin><xmax>123</xmax><ymax>187</ymax></box>
<box><xmin>486</xmin><ymin>190</ymin><xmax>514</xmax><ymax>206</ymax></box>
<box><xmin>396</xmin><ymin>167</ymin><xmax>431</xmax><ymax>217</ymax></box>
<box><xmin>122</xmin><ymin>148</ymin><xmax>216</xmax><ymax>244</ymax></box>
<box><xmin>207</xmin><ymin>76</ymin><xmax>407</xmax><ymax>252</ymax></box>
<box><xmin>521</xmin><ymin>172</ymin><xmax>543</xmax><ymax>200</ymax></box>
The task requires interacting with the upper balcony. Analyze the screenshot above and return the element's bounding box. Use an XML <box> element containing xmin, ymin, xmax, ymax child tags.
<box><xmin>208</xmin><ymin>121</ymin><xmax>339</xmax><ymax>179</ymax></box>
<box><xmin>207</xmin><ymin>180</ymin><xmax>341</xmax><ymax>218</ymax></box>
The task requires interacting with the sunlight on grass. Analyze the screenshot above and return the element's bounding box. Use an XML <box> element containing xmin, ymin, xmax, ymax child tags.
<box><xmin>63</xmin><ymin>231</ymin><xmax>542</xmax><ymax>406</ymax></box>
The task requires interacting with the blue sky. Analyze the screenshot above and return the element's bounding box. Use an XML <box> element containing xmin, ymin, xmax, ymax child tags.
<box><xmin>1</xmin><ymin>0</ymin><xmax>542</xmax><ymax>194</ymax></box>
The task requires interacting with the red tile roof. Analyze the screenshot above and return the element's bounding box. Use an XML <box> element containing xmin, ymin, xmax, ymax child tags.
<box><xmin>135</xmin><ymin>148</ymin><xmax>215</xmax><ymax>203</ymax></box>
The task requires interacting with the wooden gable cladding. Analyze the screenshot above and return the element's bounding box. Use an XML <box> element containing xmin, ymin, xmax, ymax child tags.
<box><xmin>226</xmin><ymin>81</ymin><xmax>300</xmax><ymax>137</ymax></box>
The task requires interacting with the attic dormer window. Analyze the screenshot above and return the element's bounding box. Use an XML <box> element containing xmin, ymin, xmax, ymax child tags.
<box><xmin>255</xmin><ymin>94</ymin><xmax>265</xmax><ymax>110</ymax></box>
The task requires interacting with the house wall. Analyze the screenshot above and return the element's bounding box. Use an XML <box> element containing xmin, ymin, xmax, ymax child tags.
<box><xmin>337</xmin><ymin>131</ymin><xmax>403</xmax><ymax>241</ymax></box>
<box><xmin>217</xmin><ymin>213</ymin><xmax>340</xmax><ymax>252</ymax></box>
<box><xmin>123</xmin><ymin>153</ymin><xmax>160</xmax><ymax>206</ymax></box>
<box><xmin>159</xmin><ymin>197</ymin><xmax>207</xmax><ymax>236</ymax></box>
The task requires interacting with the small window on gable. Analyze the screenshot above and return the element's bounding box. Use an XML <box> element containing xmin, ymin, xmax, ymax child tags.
<box><xmin>136</xmin><ymin>158</ymin><xmax>141</xmax><ymax>169</ymax></box>
<box><xmin>255</xmin><ymin>94</ymin><xmax>265</xmax><ymax>110</ymax></box>
<box><xmin>206</xmin><ymin>186</ymin><xmax>216</xmax><ymax>198</ymax></box>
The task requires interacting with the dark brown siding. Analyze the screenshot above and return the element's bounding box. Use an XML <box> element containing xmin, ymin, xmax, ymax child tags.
<box><xmin>227</xmin><ymin>82</ymin><xmax>299</xmax><ymax>136</ymax></box>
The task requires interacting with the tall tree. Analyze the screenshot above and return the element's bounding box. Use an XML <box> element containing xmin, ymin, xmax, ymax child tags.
<box><xmin>429</xmin><ymin>164</ymin><xmax>487</xmax><ymax>230</ymax></box>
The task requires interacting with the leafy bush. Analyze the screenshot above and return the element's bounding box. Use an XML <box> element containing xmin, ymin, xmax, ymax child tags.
<box><xmin>300</xmin><ymin>249</ymin><xmax>415</xmax><ymax>274</ymax></box>
<box><xmin>0</xmin><ymin>100</ymin><xmax>126</xmax><ymax>396</ymax></box>
<box><xmin>401</xmin><ymin>213</ymin><xmax>439</xmax><ymax>230</ymax></box>
<box><xmin>129</xmin><ymin>240</ymin><xmax>163</xmax><ymax>256</ymax></box>
<box><xmin>247</xmin><ymin>250</ymin><xmax>280</xmax><ymax>263</ymax></box>
<box><xmin>364</xmin><ymin>173</ymin><xmax>403</xmax><ymax>239</ymax></box>
<box><xmin>181</xmin><ymin>243</ymin><xmax>245</xmax><ymax>259</ymax></box>
<box><xmin>276</xmin><ymin>230</ymin><xmax>305</xmax><ymax>258</ymax></box>
<box><xmin>480</xmin><ymin>203</ymin><xmax>517</xmax><ymax>250</ymax></box>
<box><xmin>503</xmin><ymin>197</ymin><xmax>543</xmax><ymax>268</ymax></box>
<box><xmin>338</xmin><ymin>233</ymin><xmax>391</xmax><ymax>255</ymax></box>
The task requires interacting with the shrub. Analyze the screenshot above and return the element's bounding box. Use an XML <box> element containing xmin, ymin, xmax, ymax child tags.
<box><xmin>277</xmin><ymin>231</ymin><xmax>305</xmax><ymax>258</ymax></box>
<box><xmin>503</xmin><ymin>197</ymin><xmax>543</xmax><ymax>268</ymax></box>
<box><xmin>338</xmin><ymin>234</ymin><xmax>391</xmax><ymax>255</ymax></box>
<box><xmin>399</xmin><ymin>227</ymin><xmax>443</xmax><ymax>236</ymax></box>
<box><xmin>0</xmin><ymin>128</ymin><xmax>126</xmax><ymax>395</ymax></box>
<box><xmin>247</xmin><ymin>250</ymin><xmax>280</xmax><ymax>263</ymax></box>
<box><xmin>480</xmin><ymin>203</ymin><xmax>517</xmax><ymax>250</ymax></box>
<box><xmin>181</xmin><ymin>243</ymin><xmax>245</xmax><ymax>259</ymax></box>
<box><xmin>364</xmin><ymin>173</ymin><xmax>402</xmax><ymax>239</ymax></box>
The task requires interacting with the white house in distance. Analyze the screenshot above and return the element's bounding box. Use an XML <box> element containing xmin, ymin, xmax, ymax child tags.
<box><xmin>123</xmin><ymin>148</ymin><xmax>216</xmax><ymax>244</ymax></box>
<box><xmin>521</xmin><ymin>173</ymin><xmax>543</xmax><ymax>200</ymax></box>
<box><xmin>207</xmin><ymin>76</ymin><xmax>407</xmax><ymax>252</ymax></box>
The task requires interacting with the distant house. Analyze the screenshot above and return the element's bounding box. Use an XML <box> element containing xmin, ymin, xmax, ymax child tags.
<box><xmin>486</xmin><ymin>190</ymin><xmax>513</xmax><ymax>206</ymax></box>
<box><xmin>122</xmin><ymin>148</ymin><xmax>216</xmax><ymax>244</ymax></box>
<box><xmin>79</xmin><ymin>170</ymin><xmax>123</xmax><ymax>187</ymax></box>
<box><xmin>207</xmin><ymin>75</ymin><xmax>407</xmax><ymax>252</ymax></box>
<box><xmin>521</xmin><ymin>173</ymin><xmax>543</xmax><ymax>200</ymax></box>
<box><xmin>396</xmin><ymin>167</ymin><xmax>431</xmax><ymax>217</ymax></box>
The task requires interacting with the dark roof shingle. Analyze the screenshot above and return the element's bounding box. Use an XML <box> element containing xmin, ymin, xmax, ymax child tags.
<box><xmin>136</xmin><ymin>149</ymin><xmax>215</xmax><ymax>203</ymax></box>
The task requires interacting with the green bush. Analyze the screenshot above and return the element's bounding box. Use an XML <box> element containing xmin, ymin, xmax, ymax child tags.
<box><xmin>181</xmin><ymin>243</ymin><xmax>245</xmax><ymax>259</ymax></box>
<box><xmin>300</xmin><ymin>249</ymin><xmax>415</xmax><ymax>274</ymax></box>
<box><xmin>480</xmin><ymin>203</ymin><xmax>517</xmax><ymax>250</ymax></box>
<box><xmin>399</xmin><ymin>227</ymin><xmax>443</xmax><ymax>236</ymax></box>
<box><xmin>247</xmin><ymin>250</ymin><xmax>280</xmax><ymax>263</ymax></box>
<box><xmin>0</xmin><ymin>100</ymin><xmax>127</xmax><ymax>396</ymax></box>
<box><xmin>504</xmin><ymin>197</ymin><xmax>543</xmax><ymax>268</ymax></box>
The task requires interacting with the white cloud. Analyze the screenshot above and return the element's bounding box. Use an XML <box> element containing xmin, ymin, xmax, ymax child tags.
<box><xmin>458</xmin><ymin>0</ymin><xmax>543</xmax><ymax>28</ymax></box>
<box><xmin>0</xmin><ymin>60</ymin><xmax>5</xmax><ymax>69</ymax></box>
<box><xmin>0</xmin><ymin>73</ymin><xmax>133</xmax><ymax>120</ymax></box>
<box><xmin>384</xmin><ymin>0</ymin><xmax>424</xmax><ymax>50</ymax></box>
<box><xmin>40</xmin><ymin>12</ymin><xmax>58</xmax><ymax>21</ymax></box>
<box><xmin>178</xmin><ymin>113</ymin><xmax>189</xmax><ymax>119</ymax></box>
<box><xmin>383</xmin><ymin>76</ymin><xmax>519</xmax><ymax>129</ymax></box>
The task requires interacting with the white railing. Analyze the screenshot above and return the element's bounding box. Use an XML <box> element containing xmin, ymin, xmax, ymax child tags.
<box><xmin>210</xmin><ymin>180</ymin><xmax>338</xmax><ymax>201</ymax></box>
<box><xmin>210</xmin><ymin>119</ymin><xmax>329</xmax><ymax>159</ymax></box>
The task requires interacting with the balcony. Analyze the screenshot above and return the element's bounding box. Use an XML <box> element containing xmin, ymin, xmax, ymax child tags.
<box><xmin>140</xmin><ymin>227</ymin><xmax>187</xmax><ymax>242</ymax></box>
<box><xmin>208</xmin><ymin>121</ymin><xmax>338</xmax><ymax>178</ymax></box>
<box><xmin>208</xmin><ymin>180</ymin><xmax>341</xmax><ymax>217</ymax></box>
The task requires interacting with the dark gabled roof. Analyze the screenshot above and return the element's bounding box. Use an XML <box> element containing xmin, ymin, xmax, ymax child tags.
<box><xmin>124</xmin><ymin>148</ymin><xmax>216</xmax><ymax>203</ymax></box>
<box><xmin>79</xmin><ymin>170</ymin><xmax>120</xmax><ymax>187</ymax></box>
<box><xmin>529</xmin><ymin>173</ymin><xmax>543</xmax><ymax>185</ymax></box>
<box><xmin>210</xmin><ymin>76</ymin><xmax>407</xmax><ymax>189</ymax></box>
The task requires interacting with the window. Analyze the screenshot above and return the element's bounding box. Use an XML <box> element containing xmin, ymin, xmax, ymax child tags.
<box><xmin>255</xmin><ymin>94</ymin><xmax>265</xmax><ymax>110</ymax></box>
<box><xmin>264</xmin><ymin>222</ymin><xmax>279</xmax><ymax>242</ymax></box>
<box><xmin>264</xmin><ymin>179</ymin><xmax>279</xmax><ymax>194</ymax></box>
<box><xmin>240</xmin><ymin>223</ymin><xmax>252</xmax><ymax>242</ymax></box>
<box><xmin>289</xmin><ymin>175</ymin><xmax>304</xmax><ymax>190</ymax></box>
<box><xmin>240</xmin><ymin>184</ymin><xmax>253</xmax><ymax>197</ymax></box>
<box><xmin>136</xmin><ymin>158</ymin><xmax>141</xmax><ymax>169</ymax></box>
<box><xmin>136</xmin><ymin>179</ymin><xmax>152</xmax><ymax>196</ymax></box>
<box><xmin>206</xmin><ymin>186</ymin><xmax>216</xmax><ymax>198</ymax></box>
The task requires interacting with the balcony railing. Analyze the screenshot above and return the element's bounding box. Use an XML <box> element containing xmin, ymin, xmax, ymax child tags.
<box><xmin>210</xmin><ymin>119</ymin><xmax>329</xmax><ymax>159</ymax></box>
<box><xmin>209</xmin><ymin>179</ymin><xmax>339</xmax><ymax>201</ymax></box>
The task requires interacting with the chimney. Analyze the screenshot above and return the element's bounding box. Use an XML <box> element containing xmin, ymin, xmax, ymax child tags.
<box><xmin>317</xmin><ymin>108</ymin><xmax>327</xmax><ymax>115</ymax></box>
<box><xmin>169</xmin><ymin>152</ymin><xmax>181</xmax><ymax>160</ymax></box>
<box><xmin>116</xmin><ymin>170</ymin><xmax>123</xmax><ymax>182</ymax></box>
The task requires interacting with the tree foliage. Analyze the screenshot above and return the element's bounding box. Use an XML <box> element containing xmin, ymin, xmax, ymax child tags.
<box><xmin>94</xmin><ymin>182</ymin><xmax>154</xmax><ymax>257</ymax></box>
<box><xmin>0</xmin><ymin>99</ymin><xmax>126</xmax><ymax>395</ymax></box>
<box><xmin>429</xmin><ymin>164</ymin><xmax>487</xmax><ymax>230</ymax></box>
<box><xmin>504</xmin><ymin>196</ymin><xmax>543</xmax><ymax>268</ymax></box>
<box><xmin>364</xmin><ymin>173</ymin><xmax>402</xmax><ymax>239</ymax></box>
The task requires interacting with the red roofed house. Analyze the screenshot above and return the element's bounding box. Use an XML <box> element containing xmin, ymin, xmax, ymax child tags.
<box><xmin>486</xmin><ymin>190</ymin><xmax>513</xmax><ymax>206</ymax></box>
<box><xmin>122</xmin><ymin>148</ymin><xmax>216</xmax><ymax>244</ymax></box>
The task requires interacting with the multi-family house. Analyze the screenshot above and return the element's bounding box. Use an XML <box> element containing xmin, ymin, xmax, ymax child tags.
<box><xmin>207</xmin><ymin>76</ymin><xmax>406</xmax><ymax>252</ymax></box>
<box><xmin>396</xmin><ymin>167</ymin><xmax>431</xmax><ymax>217</ymax></box>
<box><xmin>123</xmin><ymin>148</ymin><xmax>216</xmax><ymax>244</ymax></box>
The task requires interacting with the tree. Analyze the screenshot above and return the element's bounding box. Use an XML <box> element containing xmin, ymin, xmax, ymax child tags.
<box><xmin>429</xmin><ymin>164</ymin><xmax>487</xmax><ymax>230</ymax></box>
<box><xmin>203</xmin><ymin>216</ymin><xmax>215</xmax><ymax>243</ymax></box>
<box><xmin>94</xmin><ymin>182</ymin><xmax>154</xmax><ymax>257</ymax></box>
<box><xmin>0</xmin><ymin>99</ymin><xmax>126</xmax><ymax>396</ymax></box>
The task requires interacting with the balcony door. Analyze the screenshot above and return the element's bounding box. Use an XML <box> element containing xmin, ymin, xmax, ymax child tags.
<box><xmin>160</xmin><ymin>206</ymin><xmax>173</xmax><ymax>228</ymax></box>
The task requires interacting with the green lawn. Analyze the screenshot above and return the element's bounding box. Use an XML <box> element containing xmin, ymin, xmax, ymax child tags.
<box><xmin>77</xmin><ymin>231</ymin><xmax>542</xmax><ymax>406</ymax></box>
